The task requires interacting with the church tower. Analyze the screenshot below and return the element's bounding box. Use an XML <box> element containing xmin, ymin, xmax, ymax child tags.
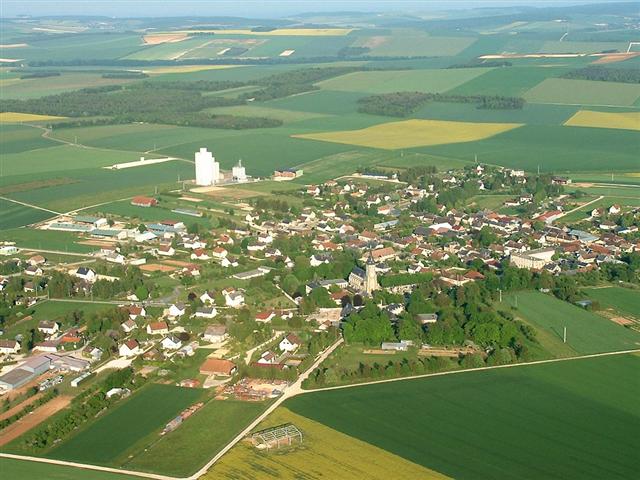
<box><xmin>364</xmin><ymin>251</ymin><xmax>379</xmax><ymax>295</ymax></box>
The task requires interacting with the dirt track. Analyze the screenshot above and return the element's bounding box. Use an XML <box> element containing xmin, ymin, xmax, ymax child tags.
<box><xmin>0</xmin><ymin>395</ymin><xmax>71</xmax><ymax>447</ymax></box>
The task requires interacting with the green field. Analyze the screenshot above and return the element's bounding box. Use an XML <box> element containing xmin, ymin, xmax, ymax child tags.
<box><xmin>0</xmin><ymin>124</ymin><xmax>58</xmax><ymax>154</ymax></box>
<box><xmin>48</xmin><ymin>384</ymin><xmax>204</xmax><ymax>465</ymax></box>
<box><xmin>584</xmin><ymin>286</ymin><xmax>640</xmax><ymax>320</ymax></box>
<box><xmin>317</xmin><ymin>68</ymin><xmax>490</xmax><ymax>94</ymax></box>
<box><xmin>0</xmin><ymin>228</ymin><xmax>95</xmax><ymax>253</ymax></box>
<box><xmin>0</xmin><ymin>72</ymin><xmax>137</xmax><ymax>99</ymax></box>
<box><xmin>353</xmin><ymin>31</ymin><xmax>476</xmax><ymax>57</ymax></box>
<box><xmin>287</xmin><ymin>353</ymin><xmax>640</xmax><ymax>480</ymax></box>
<box><xmin>0</xmin><ymin>458</ymin><xmax>136</xmax><ymax>480</ymax></box>
<box><xmin>126</xmin><ymin>399</ymin><xmax>266</xmax><ymax>476</ymax></box>
<box><xmin>506</xmin><ymin>291</ymin><xmax>640</xmax><ymax>354</ymax></box>
<box><xmin>0</xmin><ymin>198</ymin><xmax>56</xmax><ymax>230</ymax></box>
<box><xmin>417</xmin><ymin>124</ymin><xmax>640</xmax><ymax>173</ymax></box>
<box><xmin>524</xmin><ymin>78</ymin><xmax>640</xmax><ymax>106</ymax></box>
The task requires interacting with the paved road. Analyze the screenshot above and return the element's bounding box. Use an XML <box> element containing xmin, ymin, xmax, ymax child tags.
<box><xmin>0</xmin><ymin>195</ymin><xmax>60</xmax><ymax>215</ymax></box>
<box><xmin>551</xmin><ymin>195</ymin><xmax>604</xmax><ymax>223</ymax></box>
<box><xmin>3</xmin><ymin>345</ymin><xmax>637</xmax><ymax>480</ymax></box>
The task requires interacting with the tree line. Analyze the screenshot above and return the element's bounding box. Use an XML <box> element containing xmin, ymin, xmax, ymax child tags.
<box><xmin>562</xmin><ymin>66</ymin><xmax>640</xmax><ymax>84</ymax></box>
<box><xmin>357</xmin><ymin>91</ymin><xmax>525</xmax><ymax>117</ymax></box>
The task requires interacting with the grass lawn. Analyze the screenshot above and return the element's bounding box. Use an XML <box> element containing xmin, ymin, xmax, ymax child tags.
<box><xmin>126</xmin><ymin>399</ymin><xmax>267</xmax><ymax>476</ymax></box>
<box><xmin>287</xmin><ymin>353</ymin><xmax>640</xmax><ymax>480</ymax></box>
<box><xmin>208</xmin><ymin>407</ymin><xmax>448</xmax><ymax>480</ymax></box>
<box><xmin>584</xmin><ymin>286</ymin><xmax>640</xmax><ymax>320</ymax></box>
<box><xmin>48</xmin><ymin>384</ymin><xmax>204</xmax><ymax>465</ymax></box>
<box><xmin>0</xmin><ymin>458</ymin><xmax>137</xmax><ymax>480</ymax></box>
<box><xmin>505</xmin><ymin>291</ymin><xmax>640</xmax><ymax>354</ymax></box>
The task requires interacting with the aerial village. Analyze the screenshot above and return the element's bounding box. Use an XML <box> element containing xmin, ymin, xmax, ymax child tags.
<box><xmin>0</xmin><ymin>146</ymin><xmax>639</xmax><ymax>437</ymax></box>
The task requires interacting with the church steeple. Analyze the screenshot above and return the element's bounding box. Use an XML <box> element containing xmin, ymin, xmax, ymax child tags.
<box><xmin>364</xmin><ymin>249</ymin><xmax>378</xmax><ymax>294</ymax></box>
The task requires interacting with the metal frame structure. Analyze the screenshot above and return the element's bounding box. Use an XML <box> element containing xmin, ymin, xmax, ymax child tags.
<box><xmin>251</xmin><ymin>423</ymin><xmax>303</xmax><ymax>450</ymax></box>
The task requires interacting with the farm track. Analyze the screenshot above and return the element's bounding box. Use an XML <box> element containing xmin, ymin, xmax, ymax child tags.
<box><xmin>0</xmin><ymin>396</ymin><xmax>72</xmax><ymax>448</ymax></box>
<box><xmin>0</xmin><ymin>196</ymin><xmax>61</xmax><ymax>215</ymax></box>
<box><xmin>2</xmin><ymin>346</ymin><xmax>639</xmax><ymax>479</ymax></box>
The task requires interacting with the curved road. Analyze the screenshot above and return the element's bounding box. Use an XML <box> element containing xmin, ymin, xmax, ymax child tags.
<box><xmin>1</xmin><ymin>345</ymin><xmax>638</xmax><ymax>479</ymax></box>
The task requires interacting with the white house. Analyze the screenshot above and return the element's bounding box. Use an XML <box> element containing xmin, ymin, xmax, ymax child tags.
<box><xmin>203</xmin><ymin>325</ymin><xmax>227</xmax><ymax>343</ymax></box>
<box><xmin>38</xmin><ymin>321</ymin><xmax>60</xmax><ymax>336</ymax></box>
<box><xmin>128</xmin><ymin>305</ymin><xmax>146</xmax><ymax>320</ymax></box>
<box><xmin>211</xmin><ymin>246</ymin><xmax>228</xmax><ymax>260</ymax></box>
<box><xmin>223</xmin><ymin>289</ymin><xmax>245</xmax><ymax>308</ymax></box>
<box><xmin>147</xmin><ymin>321</ymin><xmax>169</xmax><ymax>335</ymax></box>
<box><xmin>161</xmin><ymin>335</ymin><xmax>182</xmax><ymax>350</ymax></box>
<box><xmin>167</xmin><ymin>303</ymin><xmax>186</xmax><ymax>318</ymax></box>
<box><xmin>74</xmin><ymin>267</ymin><xmax>96</xmax><ymax>282</ymax></box>
<box><xmin>200</xmin><ymin>291</ymin><xmax>216</xmax><ymax>304</ymax></box>
<box><xmin>220</xmin><ymin>256</ymin><xmax>239</xmax><ymax>268</ymax></box>
<box><xmin>194</xmin><ymin>306</ymin><xmax>217</xmax><ymax>319</ymax></box>
<box><xmin>279</xmin><ymin>333</ymin><xmax>302</xmax><ymax>353</ymax></box>
<box><xmin>257</xmin><ymin>350</ymin><xmax>278</xmax><ymax>365</ymax></box>
<box><xmin>156</xmin><ymin>244</ymin><xmax>175</xmax><ymax>257</ymax></box>
<box><xmin>190</xmin><ymin>248</ymin><xmax>210</xmax><ymax>261</ymax></box>
<box><xmin>0</xmin><ymin>339</ymin><xmax>20</xmax><ymax>354</ymax></box>
<box><xmin>121</xmin><ymin>319</ymin><xmax>137</xmax><ymax>333</ymax></box>
<box><xmin>119</xmin><ymin>339</ymin><xmax>141</xmax><ymax>357</ymax></box>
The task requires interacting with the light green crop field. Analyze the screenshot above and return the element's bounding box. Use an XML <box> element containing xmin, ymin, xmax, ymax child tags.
<box><xmin>17</xmin><ymin>33</ymin><xmax>144</xmax><ymax>62</ymax></box>
<box><xmin>85</xmin><ymin>199</ymin><xmax>212</xmax><ymax>226</ymax></box>
<box><xmin>125</xmin><ymin>399</ymin><xmax>266</xmax><ymax>476</ymax></box>
<box><xmin>506</xmin><ymin>291</ymin><xmax>640</xmax><ymax>354</ymax></box>
<box><xmin>317</xmin><ymin>68</ymin><xmax>491</xmax><ymax>94</ymax></box>
<box><xmin>206</xmin><ymin>104</ymin><xmax>328</xmax><ymax>123</ymax></box>
<box><xmin>287</xmin><ymin>353</ymin><xmax>640</xmax><ymax>480</ymax></box>
<box><xmin>584</xmin><ymin>286</ymin><xmax>640</xmax><ymax>320</ymax></box>
<box><xmin>0</xmin><ymin>458</ymin><xmax>136</xmax><ymax>480</ymax></box>
<box><xmin>123</xmin><ymin>36</ymin><xmax>214</xmax><ymax>61</ymax></box>
<box><xmin>524</xmin><ymin>78</ymin><xmax>640</xmax><ymax>106</ymax></box>
<box><xmin>47</xmin><ymin>384</ymin><xmax>204</xmax><ymax>465</ymax></box>
<box><xmin>353</xmin><ymin>31</ymin><xmax>476</xmax><ymax>57</ymax></box>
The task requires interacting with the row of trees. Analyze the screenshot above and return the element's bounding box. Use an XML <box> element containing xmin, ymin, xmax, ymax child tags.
<box><xmin>0</xmin><ymin>389</ymin><xmax>59</xmax><ymax>430</ymax></box>
<box><xmin>357</xmin><ymin>91</ymin><xmax>525</xmax><ymax>117</ymax></box>
<box><xmin>562</xmin><ymin>66</ymin><xmax>640</xmax><ymax>84</ymax></box>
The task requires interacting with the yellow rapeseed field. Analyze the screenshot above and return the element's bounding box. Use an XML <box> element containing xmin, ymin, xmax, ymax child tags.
<box><xmin>564</xmin><ymin>110</ymin><xmax>640</xmax><ymax>131</ymax></box>
<box><xmin>0</xmin><ymin>112</ymin><xmax>66</xmax><ymax>122</ymax></box>
<box><xmin>173</xmin><ymin>28</ymin><xmax>354</xmax><ymax>36</ymax></box>
<box><xmin>293</xmin><ymin>119</ymin><xmax>523</xmax><ymax>149</ymax></box>
<box><xmin>207</xmin><ymin>407</ymin><xmax>451</xmax><ymax>480</ymax></box>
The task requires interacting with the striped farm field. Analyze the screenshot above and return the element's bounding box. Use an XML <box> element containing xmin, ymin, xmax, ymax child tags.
<box><xmin>293</xmin><ymin>119</ymin><xmax>523</xmax><ymax>149</ymax></box>
<box><xmin>0</xmin><ymin>112</ymin><xmax>66</xmax><ymax>122</ymax></box>
<box><xmin>564</xmin><ymin>110</ymin><xmax>640</xmax><ymax>131</ymax></box>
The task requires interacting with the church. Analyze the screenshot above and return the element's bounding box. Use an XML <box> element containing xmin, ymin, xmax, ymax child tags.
<box><xmin>348</xmin><ymin>253</ymin><xmax>379</xmax><ymax>295</ymax></box>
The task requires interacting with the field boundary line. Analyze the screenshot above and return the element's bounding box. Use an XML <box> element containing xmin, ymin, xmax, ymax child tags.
<box><xmin>301</xmin><ymin>348</ymin><xmax>640</xmax><ymax>394</ymax></box>
<box><xmin>0</xmin><ymin>195</ymin><xmax>61</xmax><ymax>215</ymax></box>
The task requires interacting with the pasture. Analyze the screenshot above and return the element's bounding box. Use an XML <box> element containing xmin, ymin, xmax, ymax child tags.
<box><xmin>524</xmin><ymin>78</ymin><xmax>640</xmax><ymax>106</ymax></box>
<box><xmin>286</xmin><ymin>353</ymin><xmax>640</xmax><ymax>480</ymax></box>
<box><xmin>317</xmin><ymin>68</ymin><xmax>490</xmax><ymax>94</ymax></box>
<box><xmin>48</xmin><ymin>384</ymin><xmax>204</xmax><ymax>465</ymax></box>
<box><xmin>0</xmin><ymin>228</ymin><xmax>95</xmax><ymax>253</ymax></box>
<box><xmin>126</xmin><ymin>399</ymin><xmax>266</xmax><ymax>476</ymax></box>
<box><xmin>506</xmin><ymin>291</ymin><xmax>640</xmax><ymax>354</ymax></box>
<box><xmin>293</xmin><ymin>119</ymin><xmax>523</xmax><ymax>150</ymax></box>
<box><xmin>564</xmin><ymin>110</ymin><xmax>640</xmax><ymax>131</ymax></box>
<box><xmin>209</xmin><ymin>407</ymin><xmax>447</xmax><ymax>480</ymax></box>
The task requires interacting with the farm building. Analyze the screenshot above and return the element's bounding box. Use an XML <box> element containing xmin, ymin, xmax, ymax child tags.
<box><xmin>199</xmin><ymin>358</ymin><xmax>236</xmax><ymax>377</ymax></box>
<box><xmin>251</xmin><ymin>423</ymin><xmax>303</xmax><ymax>450</ymax></box>
<box><xmin>131</xmin><ymin>196</ymin><xmax>158</xmax><ymax>207</ymax></box>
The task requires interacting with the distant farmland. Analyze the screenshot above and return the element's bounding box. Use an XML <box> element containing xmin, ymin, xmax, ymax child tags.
<box><xmin>564</xmin><ymin>110</ymin><xmax>640</xmax><ymax>131</ymax></box>
<box><xmin>287</xmin><ymin>354</ymin><xmax>640</xmax><ymax>480</ymax></box>
<box><xmin>524</xmin><ymin>78</ymin><xmax>640</xmax><ymax>106</ymax></box>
